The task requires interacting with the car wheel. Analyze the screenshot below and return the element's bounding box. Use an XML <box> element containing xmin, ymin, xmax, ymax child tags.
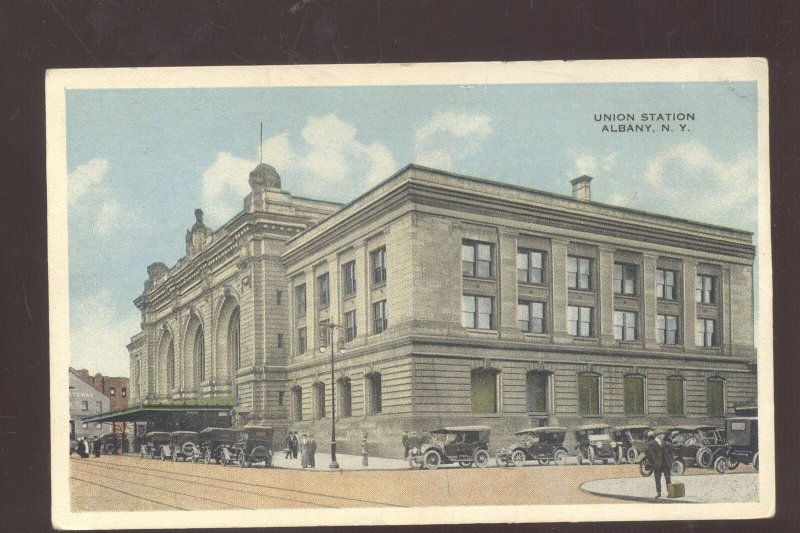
<box><xmin>161</xmin><ymin>450</ymin><xmax>166</xmax><ymax>461</ymax></box>
<box><xmin>639</xmin><ymin>458</ymin><xmax>653</xmax><ymax>477</ymax></box>
<box><xmin>753</xmin><ymin>452</ymin><xmax>759</xmax><ymax>471</ymax></box>
<box><xmin>495</xmin><ymin>455</ymin><xmax>504</xmax><ymax>467</ymax></box>
<box><xmin>205</xmin><ymin>451</ymin><xmax>211</xmax><ymax>464</ymax></box>
<box><xmin>408</xmin><ymin>457</ymin><xmax>422</xmax><ymax>469</ymax></box>
<box><xmin>577</xmin><ymin>451</ymin><xmax>584</xmax><ymax>465</ymax></box>
<box><xmin>238</xmin><ymin>453</ymin><xmax>246</xmax><ymax>468</ymax></box>
<box><xmin>423</xmin><ymin>450</ymin><xmax>441</xmax><ymax>470</ymax></box>
<box><xmin>554</xmin><ymin>449</ymin><xmax>567</xmax><ymax>466</ymax></box>
<box><xmin>714</xmin><ymin>456</ymin><xmax>729</xmax><ymax>474</ymax></box>
<box><xmin>221</xmin><ymin>458</ymin><xmax>228</xmax><ymax>467</ymax></box>
<box><xmin>588</xmin><ymin>447</ymin><xmax>596</xmax><ymax>465</ymax></box>
<box><xmin>626</xmin><ymin>447</ymin><xmax>639</xmax><ymax>464</ymax></box>
<box><xmin>537</xmin><ymin>458</ymin><xmax>547</xmax><ymax>466</ymax></box>
<box><xmin>671</xmin><ymin>459</ymin><xmax>685</xmax><ymax>476</ymax></box>
<box><xmin>728</xmin><ymin>460</ymin><xmax>739</xmax><ymax>470</ymax></box>
<box><xmin>474</xmin><ymin>449</ymin><xmax>490</xmax><ymax>468</ymax></box>
<box><xmin>511</xmin><ymin>450</ymin><xmax>526</xmax><ymax>467</ymax></box>
<box><xmin>458</xmin><ymin>461</ymin><xmax>472</xmax><ymax>468</ymax></box>
<box><xmin>695</xmin><ymin>446</ymin><xmax>713</xmax><ymax>469</ymax></box>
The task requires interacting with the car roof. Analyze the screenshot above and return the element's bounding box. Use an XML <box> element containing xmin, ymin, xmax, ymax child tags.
<box><xmin>200</xmin><ymin>427</ymin><xmax>235</xmax><ymax>433</ymax></box>
<box><xmin>515</xmin><ymin>427</ymin><xmax>567</xmax><ymax>435</ymax></box>
<box><xmin>727</xmin><ymin>417</ymin><xmax>758</xmax><ymax>422</ymax></box>
<box><xmin>239</xmin><ymin>425</ymin><xmax>273</xmax><ymax>430</ymax></box>
<box><xmin>666</xmin><ymin>425</ymin><xmax>718</xmax><ymax>432</ymax></box>
<box><xmin>612</xmin><ymin>425</ymin><xmax>652</xmax><ymax>430</ymax></box>
<box><xmin>170</xmin><ymin>431</ymin><xmax>199</xmax><ymax>435</ymax></box>
<box><xmin>576</xmin><ymin>423</ymin><xmax>612</xmax><ymax>431</ymax></box>
<box><xmin>146</xmin><ymin>431</ymin><xmax>170</xmax><ymax>437</ymax></box>
<box><xmin>431</xmin><ymin>426</ymin><xmax>492</xmax><ymax>433</ymax></box>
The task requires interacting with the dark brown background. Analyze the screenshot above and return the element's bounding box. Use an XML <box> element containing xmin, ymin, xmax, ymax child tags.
<box><xmin>0</xmin><ymin>1</ymin><xmax>798</xmax><ymax>531</ymax></box>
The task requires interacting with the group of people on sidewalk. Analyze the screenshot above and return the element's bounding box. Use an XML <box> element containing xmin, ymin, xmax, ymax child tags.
<box><xmin>73</xmin><ymin>436</ymin><xmax>103</xmax><ymax>458</ymax></box>
<box><xmin>283</xmin><ymin>431</ymin><xmax>318</xmax><ymax>468</ymax></box>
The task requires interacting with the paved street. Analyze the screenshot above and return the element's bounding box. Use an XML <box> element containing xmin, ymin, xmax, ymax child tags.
<box><xmin>69</xmin><ymin>454</ymin><xmax>757</xmax><ymax>511</ymax></box>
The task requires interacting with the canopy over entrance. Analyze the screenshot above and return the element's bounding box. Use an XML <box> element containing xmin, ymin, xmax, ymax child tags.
<box><xmin>83</xmin><ymin>397</ymin><xmax>236</xmax><ymax>433</ymax></box>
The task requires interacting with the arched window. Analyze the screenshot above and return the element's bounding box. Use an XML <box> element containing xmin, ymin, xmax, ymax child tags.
<box><xmin>707</xmin><ymin>378</ymin><xmax>725</xmax><ymax>416</ymax></box>
<box><xmin>578</xmin><ymin>373</ymin><xmax>601</xmax><ymax>416</ymax></box>
<box><xmin>624</xmin><ymin>374</ymin><xmax>646</xmax><ymax>416</ymax></box>
<box><xmin>667</xmin><ymin>376</ymin><xmax>685</xmax><ymax>415</ymax></box>
<box><xmin>194</xmin><ymin>326</ymin><xmax>205</xmax><ymax>385</ymax></box>
<box><xmin>471</xmin><ymin>368</ymin><xmax>499</xmax><ymax>414</ymax></box>
<box><xmin>526</xmin><ymin>371</ymin><xmax>550</xmax><ymax>413</ymax></box>
<box><xmin>167</xmin><ymin>339</ymin><xmax>175</xmax><ymax>391</ymax></box>
<box><xmin>229</xmin><ymin>307</ymin><xmax>241</xmax><ymax>371</ymax></box>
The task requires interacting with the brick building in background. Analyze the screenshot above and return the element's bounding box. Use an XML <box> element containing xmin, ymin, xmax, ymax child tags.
<box><xmin>71</xmin><ymin>368</ymin><xmax>130</xmax><ymax>451</ymax></box>
<box><xmin>128</xmin><ymin>162</ymin><xmax>757</xmax><ymax>457</ymax></box>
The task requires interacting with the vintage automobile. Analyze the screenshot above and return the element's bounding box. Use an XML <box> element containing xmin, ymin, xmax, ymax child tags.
<box><xmin>495</xmin><ymin>427</ymin><xmax>568</xmax><ymax>467</ymax></box>
<box><xmin>408</xmin><ymin>426</ymin><xmax>491</xmax><ymax>469</ymax></box>
<box><xmin>718</xmin><ymin>417</ymin><xmax>758</xmax><ymax>473</ymax></box>
<box><xmin>166</xmin><ymin>431</ymin><xmax>200</xmax><ymax>462</ymax></box>
<box><xmin>575</xmin><ymin>424</ymin><xmax>620</xmax><ymax>465</ymax></box>
<box><xmin>198</xmin><ymin>427</ymin><xmax>237</xmax><ymax>464</ymax></box>
<box><xmin>611</xmin><ymin>425</ymin><xmax>654</xmax><ymax>463</ymax></box>
<box><xmin>140</xmin><ymin>431</ymin><xmax>171</xmax><ymax>459</ymax></box>
<box><xmin>97</xmin><ymin>432</ymin><xmax>120</xmax><ymax>455</ymax></box>
<box><xmin>223</xmin><ymin>426</ymin><xmax>274</xmax><ymax>468</ymax></box>
<box><xmin>663</xmin><ymin>425</ymin><xmax>726</xmax><ymax>475</ymax></box>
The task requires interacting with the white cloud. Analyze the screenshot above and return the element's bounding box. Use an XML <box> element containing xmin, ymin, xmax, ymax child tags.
<box><xmin>414</xmin><ymin>112</ymin><xmax>493</xmax><ymax>171</ymax></box>
<box><xmin>201</xmin><ymin>114</ymin><xmax>396</xmax><ymax>222</ymax></box>
<box><xmin>643</xmin><ymin>141</ymin><xmax>756</xmax><ymax>227</ymax></box>
<box><xmin>572</xmin><ymin>151</ymin><xmax>618</xmax><ymax>177</ymax></box>
<box><xmin>70</xmin><ymin>289</ymin><xmax>140</xmax><ymax>377</ymax></box>
<box><xmin>69</xmin><ymin>158</ymin><xmax>109</xmax><ymax>204</ymax></box>
<box><xmin>95</xmin><ymin>197</ymin><xmax>122</xmax><ymax>236</ymax></box>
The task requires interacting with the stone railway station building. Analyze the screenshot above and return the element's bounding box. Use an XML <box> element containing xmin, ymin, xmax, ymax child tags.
<box><xmin>128</xmin><ymin>162</ymin><xmax>757</xmax><ymax>457</ymax></box>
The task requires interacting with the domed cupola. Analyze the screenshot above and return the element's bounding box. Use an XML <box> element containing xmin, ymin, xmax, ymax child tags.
<box><xmin>249</xmin><ymin>163</ymin><xmax>281</xmax><ymax>191</ymax></box>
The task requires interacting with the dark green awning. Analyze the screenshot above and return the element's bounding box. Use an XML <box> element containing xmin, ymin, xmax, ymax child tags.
<box><xmin>83</xmin><ymin>397</ymin><xmax>237</xmax><ymax>423</ymax></box>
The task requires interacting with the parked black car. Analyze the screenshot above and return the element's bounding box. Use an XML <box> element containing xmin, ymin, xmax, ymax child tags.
<box><xmin>408</xmin><ymin>426</ymin><xmax>491</xmax><ymax>469</ymax></box>
<box><xmin>663</xmin><ymin>425</ymin><xmax>725</xmax><ymax>475</ymax></box>
<box><xmin>719</xmin><ymin>417</ymin><xmax>758</xmax><ymax>473</ymax></box>
<box><xmin>140</xmin><ymin>431</ymin><xmax>170</xmax><ymax>459</ymax></box>
<box><xmin>495</xmin><ymin>427</ymin><xmax>568</xmax><ymax>467</ymax></box>
<box><xmin>575</xmin><ymin>424</ymin><xmax>620</xmax><ymax>465</ymax></box>
<box><xmin>611</xmin><ymin>425</ymin><xmax>653</xmax><ymax>463</ymax></box>
<box><xmin>167</xmin><ymin>431</ymin><xmax>200</xmax><ymax>462</ymax></box>
<box><xmin>228</xmin><ymin>426</ymin><xmax>274</xmax><ymax>468</ymax></box>
<box><xmin>198</xmin><ymin>427</ymin><xmax>237</xmax><ymax>464</ymax></box>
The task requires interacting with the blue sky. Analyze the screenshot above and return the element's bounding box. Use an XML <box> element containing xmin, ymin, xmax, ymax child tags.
<box><xmin>66</xmin><ymin>81</ymin><xmax>759</xmax><ymax>377</ymax></box>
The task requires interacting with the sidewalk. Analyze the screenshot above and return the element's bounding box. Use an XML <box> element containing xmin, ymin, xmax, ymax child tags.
<box><xmin>271</xmin><ymin>451</ymin><xmax>410</xmax><ymax>471</ymax></box>
<box><xmin>580</xmin><ymin>473</ymin><xmax>759</xmax><ymax>504</ymax></box>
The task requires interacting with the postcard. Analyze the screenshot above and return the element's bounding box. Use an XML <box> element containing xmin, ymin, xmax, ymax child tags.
<box><xmin>48</xmin><ymin>59</ymin><xmax>773</xmax><ymax>528</ymax></box>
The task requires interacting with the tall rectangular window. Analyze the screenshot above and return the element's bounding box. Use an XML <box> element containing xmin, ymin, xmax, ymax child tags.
<box><xmin>657</xmin><ymin>269</ymin><xmax>677</xmax><ymax>300</ymax></box>
<box><xmin>277</xmin><ymin>333</ymin><xmax>284</xmax><ymax>348</ymax></box>
<box><xmin>318</xmin><ymin>320</ymin><xmax>329</xmax><ymax>347</ymax></box>
<box><xmin>696</xmin><ymin>274</ymin><xmax>716</xmax><ymax>304</ymax></box>
<box><xmin>526</xmin><ymin>371</ymin><xmax>549</xmax><ymax>413</ymax></box>
<box><xmin>313</xmin><ymin>382</ymin><xmax>325</xmax><ymax>419</ymax></box>
<box><xmin>462</xmin><ymin>295</ymin><xmax>494</xmax><ymax>330</ymax></box>
<box><xmin>96</xmin><ymin>401</ymin><xmax>102</xmax><ymax>412</ymax></box>
<box><xmin>707</xmin><ymin>379</ymin><xmax>724</xmax><ymax>416</ymax></box>
<box><xmin>518</xmin><ymin>301</ymin><xmax>545</xmax><ymax>333</ymax></box>
<box><xmin>317</xmin><ymin>273</ymin><xmax>329</xmax><ymax>308</ymax></box>
<box><xmin>370</xmin><ymin>247</ymin><xmax>387</xmax><ymax>285</ymax></box>
<box><xmin>667</xmin><ymin>378</ymin><xmax>685</xmax><ymax>415</ymax></box>
<box><xmin>696</xmin><ymin>318</ymin><xmax>717</xmax><ymax>347</ymax></box>
<box><xmin>624</xmin><ymin>376</ymin><xmax>645</xmax><ymax>416</ymax></box>
<box><xmin>110</xmin><ymin>387</ymin><xmax>116</xmax><ymax>396</ymax></box>
<box><xmin>517</xmin><ymin>249</ymin><xmax>544</xmax><ymax>284</ymax></box>
<box><xmin>366</xmin><ymin>373</ymin><xmax>382</xmax><ymax>414</ymax></box>
<box><xmin>344</xmin><ymin>310</ymin><xmax>357</xmax><ymax>342</ymax></box>
<box><xmin>343</xmin><ymin>261</ymin><xmax>357</xmax><ymax>297</ymax></box>
<box><xmin>292</xmin><ymin>387</ymin><xmax>303</xmax><ymax>421</ymax></box>
<box><xmin>657</xmin><ymin>314</ymin><xmax>679</xmax><ymax>345</ymax></box>
<box><xmin>578</xmin><ymin>374</ymin><xmax>600</xmax><ymax>416</ymax></box>
<box><xmin>338</xmin><ymin>379</ymin><xmax>352</xmax><ymax>418</ymax></box>
<box><xmin>81</xmin><ymin>401</ymin><xmax>88</xmax><ymax>411</ymax></box>
<box><xmin>613</xmin><ymin>311</ymin><xmax>638</xmax><ymax>341</ymax></box>
<box><xmin>372</xmin><ymin>300</ymin><xmax>387</xmax><ymax>334</ymax></box>
<box><xmin>613</xmin><ymin>263</ymin><xmax>637</xmax><ymax>295</ymax></box>
<box><xmin>568</xmin><ymin>306</ymin><xmax>593</xmax><ymax>337</ymax></box>
<box><xmin>297</xmin><ymin>327</ymin><xmax>307</xmax><ymax>354</ymax></box>
<box><xmin>295</xmin><ymin>284</ymin><xmax>306</xmax><ymax>318</ymax></box>
<box><xmin>471</xmin><ymin>369</ymin><xmax>498</xmax><ymax>414</ymax></box>
<box><xmin>462</xmin><ymin>241</ymin><xmax>494</xmax><ymax>278</ymax></box>
<box><xmin>567</xmin><ymin>256</ymin><xmax>593</xmax><ymax>290</ymax></box>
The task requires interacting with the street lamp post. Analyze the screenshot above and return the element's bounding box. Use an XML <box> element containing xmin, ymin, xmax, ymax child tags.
<box><xmin>322</xmin><ymin>323</ymin><xmax>342</xmax><ymax>469</ymax></box>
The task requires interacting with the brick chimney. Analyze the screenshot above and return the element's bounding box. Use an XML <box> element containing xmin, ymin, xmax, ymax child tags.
<box><xmin>570</xmin><ymin>175</ymin><xmax>593</xmax><ymax>202</ymax></box>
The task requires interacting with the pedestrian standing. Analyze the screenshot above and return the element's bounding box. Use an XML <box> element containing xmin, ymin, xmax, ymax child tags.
<box><xmin>92</xmin><ymin>437</ymin><xmax>102</xmax><ymax>458</ymax></box>
<box><xmin>402</xmin><ymin>430</ymin><xmax>410</xmax><ymax>459</ymax></box>
<box><xmin>291</xmin><ymin>432</ymin><xmax>299</xmax><ymax>459</ymax></box>
<box><xmin>361</xmin><ymin>434</ymin><xmax>369</xmax><ymax>467</ymax></box>
<box><xmin>284</xmin><ymin>432</ymin><xmax>293</xmax><ymax>459</ymax></box>
<box><xmin>646</xmin><ymin>431</ymin><xmax>674</xmax><ymax>499</ymax></box>
<box><xmin>300</xmin><ymin>434</ymin><xmax>308</xmax><ymax>468</ymax></box>
<box><xmin>308</xmin><ymin>434</ymin><xmax>317</xmax><ymax>468</ymax></box>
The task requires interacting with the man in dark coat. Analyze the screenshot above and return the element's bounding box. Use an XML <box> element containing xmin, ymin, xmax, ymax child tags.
<box><xmin>402</xmin><ymin>430</ymin><xmax>411</xmax><ymax>459</ymax></box>
<box><xmin>92</xmin><ymin>437</ymin><xmax>102</xmax><ymax>458</ymax></box>
<box><xmin>291</xmin><ymin>432</ymin><xmax>299</xmax><ymax>459</ymax></box>
<box><xmin>284</xmin><ymin>432</ymin><xmax>293</xmax><ymax>459</ymax></box>
<box><xmin>646</xmin><ymin>432</ymin><xmax>673</xmax><ymax>498</ymax></box>
<box><xmin>308</xmin><ymin>434</ymin><xmax>317</xmax><ymax>468</ymax></box>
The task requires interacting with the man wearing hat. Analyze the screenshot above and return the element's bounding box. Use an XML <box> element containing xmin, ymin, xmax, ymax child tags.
<box><xmin>646</xmin><ymin>431</ymin><xmax>674</xmax><ymax>498</ymax></box>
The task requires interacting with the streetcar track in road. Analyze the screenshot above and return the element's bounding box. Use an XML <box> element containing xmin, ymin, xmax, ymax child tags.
<box><xmin>69</xmin><ymin>476</ymin><xmax>189</xmax><ymax>510</ymax></box>
<box><xmin>72</xmin><ymin>457</ymin><xmax>405</xmax><ymax>508</ymax></box>
<box><xmin>71</xmin><ymin>468</ymin><xmax>254</xmax><ymax>510</ymax></box>
<box><xmin>72</xmin><ymin>460</ymin><xmax>337</xmax><ymax>509</ymax></box>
